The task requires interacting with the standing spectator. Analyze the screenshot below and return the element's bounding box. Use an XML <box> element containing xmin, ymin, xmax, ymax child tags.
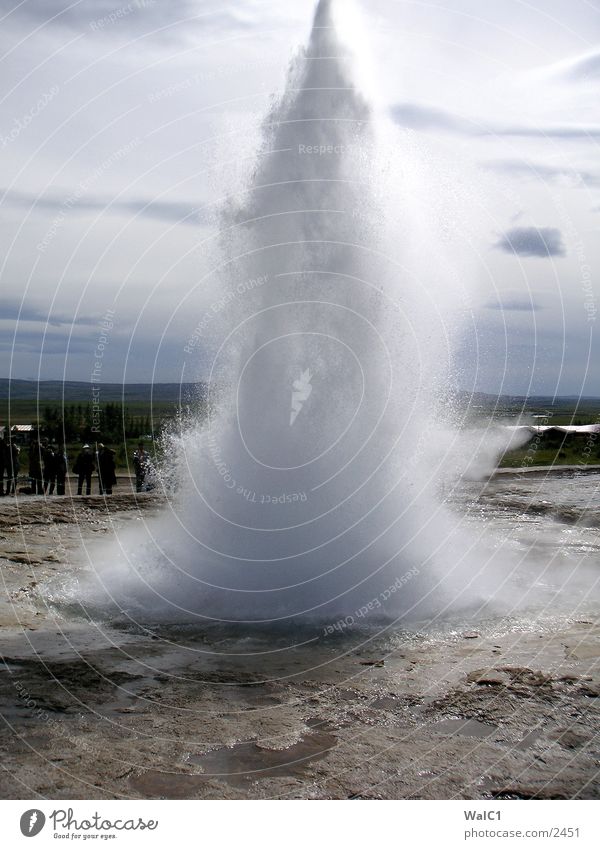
<box><xmin>97</xmin><ymin>445</ymin><xmax>117</xmax><ymax>495</ymax></box>
<box><xmin>73</xmin><ymin>444</ymin><xmax>95</xmax><ymax>495</ymax></box>
<box><xmin>95</xmin><ymin>443</ymin><xmax>103</xmax><ymax>491</ymax></box>
<box><xmin>29</xmin><ymin>439</ymin><xmax>43</xmax><ymax>494</ymax></box>
<box><xmin>0</xmin><ymin>435</ymin><xmax>5</xmax><ymax>496</ymax></box>
<box><xmin>55</xmin><ymin>444</ymin><xmax>68</xmax><ymax>496</ymax></box>
<box><xmin>42</xmin><ymin>441</ymin><xmax>57</xmax><ymax>495</ymax></box>
<box><xmin>5</xmin><ymin>439</ymin><xmax>20</xmax><ymax>495</ymax></box>
<box><xmin>133</xmin><ymin>441</ymin><xmax>150</xmax><ymax>492</ymax></box>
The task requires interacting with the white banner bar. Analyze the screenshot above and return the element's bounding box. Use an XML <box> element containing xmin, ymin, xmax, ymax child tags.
<box><xmin>0</xmin><ymin>800</ymin><xmax>598</xmax><ymax>848</ymax></box>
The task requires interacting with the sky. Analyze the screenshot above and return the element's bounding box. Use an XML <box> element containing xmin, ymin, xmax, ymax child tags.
<box><xmin>0</xmin><ymin>0</ymin><xmax>599</xmax><ymax>396</ymax></box>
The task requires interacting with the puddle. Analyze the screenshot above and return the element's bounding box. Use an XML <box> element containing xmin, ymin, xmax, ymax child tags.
<box><xmin>188</xmin><ymin>727</ymin><xmax>337</xmax><ymax>786</ymax></box>
<box><xmin>432</xmin><ymin>718</ymin><xmax>498</xmax><ymax>739</ymax></box>
<box><xmin>130</xmin><ymin>726</ymin><xmax>337</xmax><ymax>796</ymax></box>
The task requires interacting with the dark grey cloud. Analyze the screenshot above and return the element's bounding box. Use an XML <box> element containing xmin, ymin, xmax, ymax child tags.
<box><xmin>0</xmin><ymin>329</ymin><xmax>91</xmax><ymax>355</ymax></box>
<box><xmin>484</xmin><ymin>294</ymin><xmax>542</xmax><ymax>312</ymax></box>
<box><xmin>1</xmin><ymin>187</ymin><xmax>204</xmax><ymax>225</ymax></box>
<box><xmin>494</xmin><ymin>226</ymin><xmax>566</xmax><ymax>258</ymax></box>
<box><xmin>0</xmin><ymin>0</ymin><xmax>255</xmax><ymax>38</ymax></box>
<box><xmin>390</xmin><ymin>102</ymin><xmax>600</xmax><ymax>140</ymax></box>
<box><xmin>485</xmin><ymin>159</ymin><xmax>600</xmax><ymax>187</ymax></box>
<box><xmin>0</xmin><ymin>298</ymin><xmax>99</xmax><ymax>327</ymax></box>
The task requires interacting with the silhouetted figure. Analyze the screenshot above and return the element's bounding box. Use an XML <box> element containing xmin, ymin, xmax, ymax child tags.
<box><xmin>5</xmin><ymin>439</ymin><xmax>20</xmax><ymax>495</ymax></box>
<box><xmin>73</xmin><ymin>444</ymin><xmax>95</xmax><ymax>495</ymax></box>
<box><xmin>42</xmin><ymin>440</ymin><xmax>57</xmax><ymax>495</ymax></box>
<box><xmin>97</xmin><ymin>444</ymin><xmax>117</xmax><ymax>495</ymax></box>
<box><xmin>28</xmin><ymin>440</ymin><xmax>43</xmax><ymax>494</ymax></box>
<box><xmin>0</xmin><ymin>436</ymin><xmax>6</xmax><ymax>496</ymax></box>
<box><xmin>55</xmin><ymin>444</ymin><xmax>68</xmax><ymax>495</ymax></box>
<box><xmin>133</xmin><ymin>442</ymin><xmax>150</xmax><ymax>492</ymax></box>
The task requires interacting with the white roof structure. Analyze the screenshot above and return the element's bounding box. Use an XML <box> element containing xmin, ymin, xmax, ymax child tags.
<box><xmin>505</xmin><ymin>424</ymin><xmax>600</xmax><ymax>434</ymax></box>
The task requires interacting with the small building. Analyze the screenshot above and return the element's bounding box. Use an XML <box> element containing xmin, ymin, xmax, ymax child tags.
<box><xmin>10</xmin><ymin>424</ymin><xmax>34</xmax><ymax>445</ymax></box>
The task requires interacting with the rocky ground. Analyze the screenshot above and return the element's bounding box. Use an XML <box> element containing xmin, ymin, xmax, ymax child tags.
<box><xmin>0</xmin><ymin>490</ymin><xmax>599</xmax><ymax>800</ymax></box>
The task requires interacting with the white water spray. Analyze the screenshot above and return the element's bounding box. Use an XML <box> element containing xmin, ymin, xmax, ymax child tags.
<box><xmin>70</xmin><ymin>0</ymin><xmax>523</xmax><ymax>626</ymax></box>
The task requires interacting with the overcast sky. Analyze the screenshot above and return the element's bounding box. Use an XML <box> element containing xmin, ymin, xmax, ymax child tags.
<box><xmin>1</xmin><ymin>0</ymin><xmax>599</xmax><ymax>396</ymax></box>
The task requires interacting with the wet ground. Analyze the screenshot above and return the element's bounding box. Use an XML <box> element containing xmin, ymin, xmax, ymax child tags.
<box><xmin>0</xmin><ymin>478</ymin><xmax>599</xmax><ymax>800</ymax></box>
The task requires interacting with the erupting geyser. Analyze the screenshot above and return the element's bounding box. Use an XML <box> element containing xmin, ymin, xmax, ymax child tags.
<box><xmin>72</xmin><ymin>0</ymin><xmax>503</xmax><ymax>626</ymax></box>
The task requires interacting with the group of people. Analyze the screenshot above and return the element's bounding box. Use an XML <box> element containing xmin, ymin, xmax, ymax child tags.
<box><xmin>72</xmin><ymin>443</ymin><xmax>117</xmax><ymax>496</ymax></box>
<box><xmin>0</xmin><ymin>439</ymin><xmax>153</xmax><ymax>497</ymax></box>
<box><xmin>74</xmin><ymin>442</ymin><xmax>153</xmax><ymax>494</ymax></box>
<box><xmin>27</xmin><ymin>439</ymin><xmax>68</xmax><ymax>495</ymax></box>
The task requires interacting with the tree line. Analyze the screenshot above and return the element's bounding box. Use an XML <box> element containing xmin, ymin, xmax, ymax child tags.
<box><xmin>39</xmin><ymin>403</ymin><xmax>154</xmax><ymax>443</ymax></box>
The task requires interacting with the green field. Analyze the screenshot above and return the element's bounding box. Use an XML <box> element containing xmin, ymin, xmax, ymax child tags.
<box><xmin>500</xmin><ymin>443</ymin><xmax>600</xmax><ymax>468</ymax></box>
<box><xmin>2</xmin><ymin>381</ymin><xmax>600</xmax><ymax>470</ymax></box>
<box><xmin>0</xmin><ymin>398</ymin><xmax>180</xmax><ymax>425</ymax></box>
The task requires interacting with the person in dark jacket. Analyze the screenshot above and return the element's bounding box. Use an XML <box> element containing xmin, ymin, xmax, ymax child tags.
<box><xmin>97</xmin><ymin>444</ymin><xmax>117</xmax><ymax>495</ymax></box>
<box><xmin>133</xmin><ymin>442</ymin><xmax>150</xmax><ymax>492</ymax></box>
<box><xmin>55</xmin><ymin>444</ymin><xmax>68</xmax><ymax>495</ymax></box>
<box><xmin>42</xmin><ymin>441</ymin><xmax>57</xmax><ymax>494</ymax></box>
<box><xmin>5</xmin><ymin>439</ymin><xmax>20</xmax><ymax>495</ymax></box>
<box><xmin>73</xmin><ymin>444</ymin><xmax>95</xmax><ymax>495</ymax></box>
<box><xmin>0</xmin><ymin>435</ymin><xmax>6</xmax><ymax>496</ymax></box>
<box><xmin>29</xmin><ymin>439</ymin><xmax>43</xmax><ymax>494</ymax></box>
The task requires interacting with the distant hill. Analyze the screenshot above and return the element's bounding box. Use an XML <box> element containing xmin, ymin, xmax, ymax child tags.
<box><xmin>0</xmin><ymin>379</ymin><xmax>205</xmax><ymax>403</ymax></box>
<box><xmin>0</xmin><ymin>379</ymin><xmax>597</xmax><ymax>408</ymax></box>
